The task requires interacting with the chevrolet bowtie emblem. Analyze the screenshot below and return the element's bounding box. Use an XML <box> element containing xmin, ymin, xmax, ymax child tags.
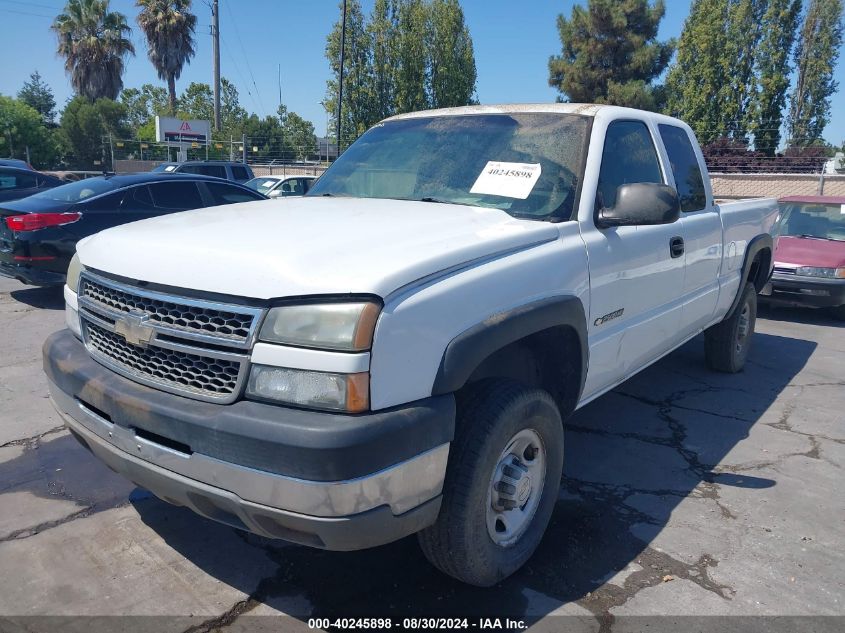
<box><xmin>114</xmin><ymin>310</ymin><xmax>154</xmax><ymax>347</ymax></box>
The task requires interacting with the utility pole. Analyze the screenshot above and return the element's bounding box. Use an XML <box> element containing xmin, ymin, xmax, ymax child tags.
<box><xmin>337</xmin><ymin>0</ymin><xmax>347</xmax><ymax>155</ymax></box>
<box><xmin>211</xmin><ymin>0</ymin><xmax>221</xmax><ymax>132</ymax></box>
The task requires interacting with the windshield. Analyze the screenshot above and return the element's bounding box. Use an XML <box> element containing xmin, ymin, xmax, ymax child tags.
<box><xmin>777</xmin><ymin>202</ymin><xmax>845</xmax><ymax>241</ymax></box>
<box><xmin>31</xmin><ymin>177</ymin><xmax>120</xmax><ymax>203</ymax></box>
<box><xmin>245</xmin><ymin>177</ymin><xmax>281</xmax><ymax>194</ymax></box>
<box><xmin>308</xmin><ymin>113</ymin><xmax>590</xmax><ymax>220</ymax></box>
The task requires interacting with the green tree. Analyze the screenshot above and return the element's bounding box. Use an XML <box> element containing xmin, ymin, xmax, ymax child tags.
<box><xmin>753</xmin><ymin>0</ymin><xmax>802</xmax><ymax>155</ymax></box>
<box><xmin>325</xmin><ymin>0</ymin><xmax>374</xmax><ymax>147</ymax></box>
<box><xmin>177</xmin><ymin>81</ymin><xmax>213</xmax><ymax>121</ymax></box>
<box><xmin>282</xmin><ymin>110</ymin><xmax>318</xmax><ymax>161</ymax></box>
<box><xmin>548</xmin><ymin>0</ymin><xmax>674</xmax><ymax>111</ymax></box>
<box><xmin>242</xmin><ymin>112</ymin><xmax>285</xmax><ymax>161</ymax></box>
<box><xmin>52</xmin><ymin>0</ymin><xmax>135</xmax><ymax>101</ymax></box>
<box><xmin>120</xmin><ymin>83</ymin><xmax>168</xmax><ymax>130</ymax></box>
<box><xmin>177</xmin><ymin>78</ymin><xmax>246</xmax><ymax>138</ymax></box>
<box><xmin>17</xmin><ymin>71</ymin><xmax>57</xmax><ymax>125</ymax></box>
<box><xmin>787</xmin><ymin>0</ymin><xmax>844</xmax><ymax>145</ymax></box>
<box><xmin>665</xmin><ymin>0</ymin><xmax>730</xmax><ymax>142</ymax></box>
<box><xmin>136</xmin><ymin>0</ymin><xmax>197</xmax><ymax>114</ymax></box>
<box><xmin>59</xmin><ymin>95</ymin><xmax>129</xmax><ymax>168</ymax></box>
<box><xmin>427</xmin><ymin>0</ymin><xmax>476</xmax><ymax>108</ymax></box>
<box><xmin>393</xmin><ymin>0</ymin><xmax>429</xmax><ymax>113</ymax></box>
<box><xmin>719</xmin><ymin>0</ymin><xmax>767</xmax><ymax>142</ymax></box>
<box><xmin>0</xmin><ymin>96</ymin><xmax>58</xmax><ymax>168</ymax></box>
<box><xmin>367</xmin><ymin>0</ymin><xmax>397</xmax><ymax>121</ymax></box>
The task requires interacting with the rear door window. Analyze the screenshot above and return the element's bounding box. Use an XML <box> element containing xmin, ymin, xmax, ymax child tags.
<box><xmin>80</xmin><ymin>191</ymin><xmax>126</xmax><ymax>212</ymax></box>
<box><xmin>230</xmin><ymin>165</ymin><xmax>250</xmax><ymax>181</ymax></box>
<box><xmin>0</xmin><ymin>169</ymin><xmax>37</xmax><ymax>190</ymax></box>
<box><xmin>597</xmin><ymin>121</ymin><xmax>663</xmax><ymax>209</ymax></box>
<box><xmin>198</xmin><ymin>165</ymin><xmax>227</xmax><ymax>179</ymax></box>
<box><xmin>658</xmin><ymin>124</ymin><xmax>707</xmax><ymax>212</ymax></box>
<box><xmin>148</xmin><ymin>181</ymin><xmax>204</xmax><ymax>210</ymax></box>
<box><xmin>205</xmin><ymin>182</ymin><xmax>265</xmax><ymax>205</ymax></box>
<box><xmin>121</xmin><ymin>185</ymin><xmax>156</xmax><ymax>212</ymax></box>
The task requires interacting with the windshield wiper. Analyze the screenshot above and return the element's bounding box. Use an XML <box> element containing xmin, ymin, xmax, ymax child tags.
<box><xmin>797</xmin><ymin>234</ymin><xmax>844</xmax><ymax>241</ymax></box>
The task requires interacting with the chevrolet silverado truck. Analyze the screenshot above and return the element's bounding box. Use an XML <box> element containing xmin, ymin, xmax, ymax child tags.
<box><xmin>44</xmin><ymin>105</ymin><xmax>777</xmax><ymax>586</ymax></box>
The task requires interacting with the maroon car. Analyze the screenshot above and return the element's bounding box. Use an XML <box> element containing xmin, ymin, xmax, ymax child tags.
<box><xmin>763</xmin><ymin>195</ymin><xmax>845</xmax><ymax>319</ymax></box>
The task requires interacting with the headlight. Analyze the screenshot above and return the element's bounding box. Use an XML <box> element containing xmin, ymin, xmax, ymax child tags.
<box><xmin>66</xmin><ymin>253</ymin><xmax>84</xmax><ymax>292</ymax></box>
<box><xmin>259</xmin><ymin>301</ymin><xmax>380</xmax><ymax>351</ymax></box>
<box><xmin>794</xmin><ymin>266</ymin><xmax>845</xmax><ymax>279</ymax></box>
<box><xmin>246</xmin><ymin>365</ymin><xmax>369</xmax><ymax>412</ymax></box>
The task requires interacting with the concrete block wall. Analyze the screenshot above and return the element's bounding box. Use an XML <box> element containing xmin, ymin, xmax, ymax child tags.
<box><xmin>711</xmin><ymin>173</ymin><xmax>845</xmax><ymax>200</ymax></box>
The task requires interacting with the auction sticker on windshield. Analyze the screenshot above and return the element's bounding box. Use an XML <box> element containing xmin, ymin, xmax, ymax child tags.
<box><xmin>470</xmin><ymin>161</ymin><xmax>541</xmax><ymax>200</ymax></box>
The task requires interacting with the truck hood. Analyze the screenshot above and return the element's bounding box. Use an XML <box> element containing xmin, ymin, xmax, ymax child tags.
<box><xmin>77</xmin><ymin>197</ymin><xmax>558</xmax><ymax>299</ymax></box>
<box><xmin>775</xmin><ymin>235</ymin><xmax>845</xmax><ymax>269</ymax></box>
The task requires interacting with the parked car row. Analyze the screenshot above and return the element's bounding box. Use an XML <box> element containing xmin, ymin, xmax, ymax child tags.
<box><xmin>0</xmin><ymin>173</ymin><xmax>265</xmax><ymax>286</ymax></box>
<box><xmin>763</xmin><ymin>195</ymin><xmax>845</xmax><ymax>320</ymax></box>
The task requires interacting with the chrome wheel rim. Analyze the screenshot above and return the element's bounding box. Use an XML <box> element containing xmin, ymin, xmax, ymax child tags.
<box><xmin>486</xmin><ymin>428</ymin><xmax>546</xmax><ymax>547</ymax></box>
<box><xmin>736</xmin><ymin>303</ymin><xmax>751</xmax><ymax>354</ymax></box>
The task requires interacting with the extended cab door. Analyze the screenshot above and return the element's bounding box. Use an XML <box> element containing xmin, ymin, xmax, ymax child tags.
<box><xmin>657</xmin><ymin>124</ymin><xmax>722</xmax><ymax>332</ymax></box>
<box><xmin>579</xmin><ymin>119</ymin><xmax>687</xmax><ymax>400</ymax></box>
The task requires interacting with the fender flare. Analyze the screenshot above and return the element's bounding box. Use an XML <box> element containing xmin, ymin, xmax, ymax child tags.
<box><xmin>726</xmin><ymin>233</ymin><xmax>773</xmax><ymax>318</ymax></box>
<box><xmin>431</xmin><ymin>295</ymin><xmax>588</xmax><ymax>402</ymax></box>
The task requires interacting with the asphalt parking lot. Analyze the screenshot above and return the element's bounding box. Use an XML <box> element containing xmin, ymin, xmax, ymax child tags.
<box><xmin>0</xmin><ymin>275</ymin><xmax>843</xmax><ymax>632</ymax></box>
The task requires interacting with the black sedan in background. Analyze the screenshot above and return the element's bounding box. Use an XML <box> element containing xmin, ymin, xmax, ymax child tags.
<box><xmin>0</xmin><ymin>165</ymin><xmax>63</xmax><ymax>202</ymax></box>
<box><xmin>0</xmin><ymin>172</ymin><xmax>266</xmax><ymax>286</ymax></box>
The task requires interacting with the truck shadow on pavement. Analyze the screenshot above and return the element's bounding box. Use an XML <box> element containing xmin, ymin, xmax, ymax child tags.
<box><xmin>124</xmin><ymin>329</ymin><xmax>816</xmax><ymax>625</ymax></box>
<box><xmin>9</xmin><ymin>286</ymin><xmax>65</xmax><ymax>311</ymax></box>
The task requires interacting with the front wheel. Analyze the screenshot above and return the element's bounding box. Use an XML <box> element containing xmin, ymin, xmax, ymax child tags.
<box><xmin>704</xmin><ymin>282</ymin><xmax>757</xmax><ymax>373</ymax></box>
<box><xmin>417</xmin><ymin>379</ymin><xmax>564</xmax><ymax>587</ymax></box>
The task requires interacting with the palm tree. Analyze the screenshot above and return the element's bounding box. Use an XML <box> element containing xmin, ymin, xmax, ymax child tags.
<box><xmin>136</xmin><ymin>0</ymin><xmax>197</xmax><ymax>114</ymax></box>
<box><xmin>53</xmin><ymin>0</ymin><xmax>135</xmax><ymax>101</ymax></box>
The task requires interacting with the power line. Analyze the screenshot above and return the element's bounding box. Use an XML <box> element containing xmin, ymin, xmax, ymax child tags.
<box><xmin>219</xmin><ymin>36</ymin><xmax>261</xmax><ymax>115</ymax></box>
<box><xmin>1</xmin><ymin>7</ymin><xmax>54</xmax><ymax>19</ymax></box>
<box><xmin>0</xmin><ymin>0</ymin><xmax>62</xmax><ymax>11</ymax></box>
<box><xmin>222</xmin><ymin>0</ymin><xmax>264</xmax><ymax>115</ymax></box>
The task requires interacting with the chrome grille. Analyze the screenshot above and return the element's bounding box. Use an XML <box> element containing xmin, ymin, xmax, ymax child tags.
<box><xmin>77</xmin><ymin>273</ymin><xmax>264</xmax><ymax>403</ymax></box>
<box><xmin>86</xmin><ymin>321</ymin><xmax>241</xmax><ymax>397</ymax></box>
<box><xmin>81</xmin><ymin>277</ymin><xmax>255</xmax><ymax>343</ymax></box>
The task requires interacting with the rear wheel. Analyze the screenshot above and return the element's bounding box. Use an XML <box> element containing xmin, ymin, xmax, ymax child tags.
<box><xmin>704</xmin><ymin>282</ymin><xmax>757</xmax><ymax>373</ymax></box>
<box><xmin>830</xmin><ymin>304</ymin><xmax>845</xmax><ymax>321</ymax></box>
<box><xmin>417</xmin><ymin>379</ymin><xmax>563</xmax><ymax>587</ymax></box>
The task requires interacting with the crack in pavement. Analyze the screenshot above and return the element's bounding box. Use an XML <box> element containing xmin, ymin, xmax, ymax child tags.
<box><xmin>579</xmin><ymin>548</ymin><xmax>734</xmax><ymax>633</ymax></box>
<box><xmin>0</xmin><ymin>500</ymin><xmax>130</xmax><ymax>543</ymax></box>
<box><xmin>600</xmin><ymin>388</ymin><xmax>741</xmax><ymax>519</ymax></box>
<box><xmin>0</xmin><ymin>425</ymin><xmax>66</xmax><ymax>450</ymax></box>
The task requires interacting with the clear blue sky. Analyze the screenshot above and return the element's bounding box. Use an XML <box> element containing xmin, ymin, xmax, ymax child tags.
<box><xmin>0</xmin><ymin>0</ymin><xmax>843</xmax><ymax>146</ymax></box>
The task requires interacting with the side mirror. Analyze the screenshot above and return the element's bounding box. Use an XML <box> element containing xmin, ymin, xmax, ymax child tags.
<box><xmin>597</xmin><ymin>183</ymin><xmax>681</xmax><ymax>229</ymax></box>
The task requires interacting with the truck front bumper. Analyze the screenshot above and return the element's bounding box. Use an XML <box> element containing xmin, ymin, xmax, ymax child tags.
<box><xmin>44</xmin><ymin>330</ymin><xmax>455</xmax><ymax>550</ymax></box>
<box><xmin>763</xmin><ymin>274</ymin><xmax>845</xmax><ymax>308</ymax></box>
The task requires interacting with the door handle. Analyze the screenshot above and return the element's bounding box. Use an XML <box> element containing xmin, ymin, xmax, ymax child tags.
<box><xmin>670</xmin><ymin>236</ymin><xmax>684</xmax><ymax>258</ymax></box>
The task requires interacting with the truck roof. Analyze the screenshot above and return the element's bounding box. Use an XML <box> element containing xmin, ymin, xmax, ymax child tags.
<box><xmin>386</xmin><ymin>103</ymin><xmax>607</xmax><ymax>121</ymax></box>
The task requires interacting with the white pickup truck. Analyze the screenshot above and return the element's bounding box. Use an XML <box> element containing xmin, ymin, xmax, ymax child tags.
<box><xmin>44</xmin><ymin>104</ymin><xmax>777</xmax><ymax>586</ymax></box>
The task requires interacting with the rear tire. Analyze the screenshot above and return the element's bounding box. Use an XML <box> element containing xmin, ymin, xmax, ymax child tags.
<box><xmin>705</xmin><ymin>282</ymin><xmax>757</xmax><ymax>373</ymax></box>
<box><xmin>417</xmin><ymin>378</ymin><xmax>563</xmax><ymax>587</ymax></box>
<box><xmin>830</xmin><ymin>305</ymin><xmax>845</xmax><ymax>321</ymax></box>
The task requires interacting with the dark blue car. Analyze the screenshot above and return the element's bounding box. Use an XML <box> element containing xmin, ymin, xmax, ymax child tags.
<box><xmin>0</xmin><ymin>172</ymin><xmax>266</xmax><ymax>286</ymax></box>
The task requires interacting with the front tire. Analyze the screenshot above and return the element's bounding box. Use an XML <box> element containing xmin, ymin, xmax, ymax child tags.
<box><xmin>417</xmin><ymin>379</ymin><xmax>563</xmax><ymax>587</ymax></box>
<box><xmin>704</xmin><ymin>282</ymin><xmax>757</xmax><ymax>373</ymax></box>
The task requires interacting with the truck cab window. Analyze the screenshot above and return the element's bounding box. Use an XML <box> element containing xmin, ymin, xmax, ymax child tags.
<box><xmin>597</xmin><ymin>121</ymin><xmax>663</xmax><ymax>209</ymax></box>
<box><xmin>658</xmin><ymin>124</ymin><xmax>706</xmax><ymax>212</ymax></box>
